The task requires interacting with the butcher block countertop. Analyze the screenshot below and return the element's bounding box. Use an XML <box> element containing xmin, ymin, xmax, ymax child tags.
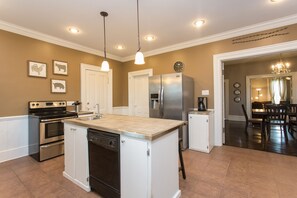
<box><xmin>64</xmin><ymin>114</ymin><xmax>185</xmax><ymax>140</ymax></box>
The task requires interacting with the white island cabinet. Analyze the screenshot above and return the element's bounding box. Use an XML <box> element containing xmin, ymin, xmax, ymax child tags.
<box><xmin>63</xmin><ymin>123</ymin><xmax>90</xmax><ymax>192</ymax></box>
<box><xmin>63</xmin><ymin>114</ymin><xmax>184</xmax><ymax>198</ymax></box>
<box><xmin>189</xmin><ymin>111</ymin><xmax>214</xmax><ymax>153</ymax></box>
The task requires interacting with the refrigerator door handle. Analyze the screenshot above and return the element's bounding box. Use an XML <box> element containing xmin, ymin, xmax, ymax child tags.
<box><xmin>160</xmin><ymin>86</ymin><xmax>164</xmax><ymax>118</ymax></box>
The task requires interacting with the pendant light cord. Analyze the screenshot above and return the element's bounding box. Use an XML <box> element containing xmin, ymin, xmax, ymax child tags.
<box><xmin>137</xmin><ymin>0</ymin><xmax>141</xmax><ymax>52</ymax></box>
<box><xmin>103</xmin><ymin>15</ymin><xmax>107</xmax><ymax>59</ymax></box>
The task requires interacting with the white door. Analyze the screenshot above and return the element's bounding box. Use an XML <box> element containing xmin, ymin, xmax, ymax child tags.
<box><xmin>81</xmin><ymin>63</ymin><xmax>112</xmax><ymax>114</ymax></box>
<box><xmin>85</xmin><ymin>69</ymin><xmax>108</xmax><ymax>113</ymax></box>
<box><xmin>128</xmin><ymin>69</ymin><xmax>153</xmax><ymax>117</ymax></box>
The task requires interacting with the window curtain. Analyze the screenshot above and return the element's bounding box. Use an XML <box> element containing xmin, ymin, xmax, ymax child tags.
<box><xmin>269</xmin><ymin>77</ymin><xmax>287</xmax><ymax>104</ymax></box>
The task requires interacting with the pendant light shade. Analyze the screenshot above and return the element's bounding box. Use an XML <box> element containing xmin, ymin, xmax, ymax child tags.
<box><xmin>135</xmin><ymin>0</ymin><xmax>145</xmax><ymax>65</ymax></box>
<box><xmin>100</xmin><ymin>11</ymin><xmax>110</xmax><ymax>71</ymax></box>
<box><xmin>135</xmin><ymin>51</ymin><xmax>145</xmax><ymax>64</ymax></box>
<box><xmin>101</xmin><ymin>60</ymin><xmax>110</xmax><ymax>71</ymax></box>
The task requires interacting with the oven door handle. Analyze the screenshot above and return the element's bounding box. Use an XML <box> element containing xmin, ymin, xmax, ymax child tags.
<box><xmin>40</xmin><ymin>141</ymin><xmax>64</xmax><ymax>148</ymax></box>
<box><xmin>41</xmin><ymin>116</ymin><xmax>76</xmax><ymax>123</ymax></box>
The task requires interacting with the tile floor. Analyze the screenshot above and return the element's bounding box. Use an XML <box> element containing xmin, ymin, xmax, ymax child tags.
<box><xmin>1</xmin><ymin>146</ymin><xmax>297</xmax><ymax>197</ymax></box>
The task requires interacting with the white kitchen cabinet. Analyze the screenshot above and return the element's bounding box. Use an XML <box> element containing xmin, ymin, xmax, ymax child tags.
<box><xmin>121</xmin><ymin>129</ymin><xmax>180</xmax><ymax>198</ymax></box>
<box><xmin>120</xmin><ymin>135</ymin><xmax>148</xmax><ymax>198</ymax></box>
<box><xmin>63</xmin><ymin>123</ymin><xmax>90</xmax><ymax>192</ymax></box>
<box><xmin>189</xmin><ymin>111</ymin><xmax>214</xmax><ymax>153</ymax></box>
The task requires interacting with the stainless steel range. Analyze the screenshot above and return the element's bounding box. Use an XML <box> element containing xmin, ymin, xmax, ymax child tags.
<box><xmin>28</xmin><ymin>101</ymin><xmax>77</xmax><ymax>161</ymax></box>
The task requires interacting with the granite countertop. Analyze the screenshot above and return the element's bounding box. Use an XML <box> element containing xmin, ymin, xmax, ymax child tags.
<box><xmin>64</xmin><ymin>114</ymin><xmax>185</xmax><ymax>141</ymax></box>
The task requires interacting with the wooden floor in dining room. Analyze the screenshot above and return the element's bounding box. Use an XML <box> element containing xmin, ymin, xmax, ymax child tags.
<box><xmin>225</xmin><ymin>120</ymin><xmax>297</xmax><ymax>157</ymax></box>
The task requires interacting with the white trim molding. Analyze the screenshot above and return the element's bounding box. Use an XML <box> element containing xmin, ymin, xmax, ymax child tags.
<box><xmin>214</xmin><ymin>39</ymin><xmax>297</xmax><ymax>147</ymax></box>
<box><xmin>228</xmin><ymin>115</ymin><xmax>245</xmax><ymax>122</ymax></box>
<box><xmin>113</xmin><ymin>106</ymin><xmax>129</xmax><ymax>115</ymax></box>
<box><xmin>0</xmin><ymin>20</ymin><xmax>122</xmax><ymax>62</ymax></box>
<box><xmin>122</xmin><ymin>14</ymin><xmax>297</xmax><ymax>62</ymax></box>
<box><xmin>0</xmin><ymin>115</ymin><xmax>29</xmax><ymax>163</ymax></box>
<box><xmin>2</xmin><ymin>14</ymin><xmax>297</xmax><ymax>63</ymax></box>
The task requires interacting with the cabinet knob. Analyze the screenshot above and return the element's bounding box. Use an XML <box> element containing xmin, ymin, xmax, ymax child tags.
<box><xmin>70</xmin><ymin>128</ymin><xmax>77</xmax><ymax>131</ymax></box>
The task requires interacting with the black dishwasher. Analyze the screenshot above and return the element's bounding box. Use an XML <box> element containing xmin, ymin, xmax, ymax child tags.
<box><xmin>88</xmin><ymin>129</ymin><xmax>120</xmax><ymax>198</ymax></box>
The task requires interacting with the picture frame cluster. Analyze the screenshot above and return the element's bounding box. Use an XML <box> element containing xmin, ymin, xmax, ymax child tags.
<box><xmin>28</xmin><ymin>60</ymin><xmax>68</xmax><ymax>93</ymax></box>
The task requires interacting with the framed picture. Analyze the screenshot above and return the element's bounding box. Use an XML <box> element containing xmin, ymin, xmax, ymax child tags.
<box><xmin>51</xmin><ymin>79</ymin><xmax>66</xmax><ymax>93</ymax></box>
<box><xmin>53</xmin><ymin>60</ymin><xmax>68</xmax><ymax>75</ymax></box>
<box><xmin>234</xmin><ymin>89</ymin><xmax>241</xmax><ymax>95</ymax></box>
<box><xmin>233</xmin><ymin>82</ymin><xmax>241</xmax><ymax>88</ymax></box>
<box><xmin>28</xmin><ymin>61</ymin><xmax>47</xmax><ymax>78</ymax></box>
<box><xmin>234</xmin><ymin>96</ymin><xmax>241</xmax><ymax>103</ymax></box>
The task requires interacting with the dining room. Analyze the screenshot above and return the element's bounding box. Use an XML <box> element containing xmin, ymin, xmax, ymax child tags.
<box><xmin>223</xmin><ymin>51</ymin><xmax>297</xmax><ymax>157</ymax></box>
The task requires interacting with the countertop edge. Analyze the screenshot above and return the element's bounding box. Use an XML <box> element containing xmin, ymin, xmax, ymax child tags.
<box><xmin>64</xmin><ymin>118</ymin><xmax>184</xmax><ymax>141</ymax></box>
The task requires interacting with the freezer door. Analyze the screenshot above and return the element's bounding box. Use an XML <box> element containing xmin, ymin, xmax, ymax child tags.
<box><xmin>162</xmin><ymin>73</ymin><xmax>183</xmax><ymax>120</ymax></box>
<box><xmin>149</xmin><ymin>75</ymin><xmax>162</xmax><ymax>118</ymax></box>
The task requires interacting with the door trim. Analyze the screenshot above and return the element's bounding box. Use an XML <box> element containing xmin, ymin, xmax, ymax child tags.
<box><xmin>80</xmin><ymin>63</ymin><xmax>113</xmax><ymax>113</ymax></box>
<box><xmin>128</xmin><ymin>69</ymin><xmax>153</xmax><ymax>116</ymax></box>
<box><xmin>214</xmin><ymin>39</ymin><xmax>297</xmax><ymax>147</ymax></box>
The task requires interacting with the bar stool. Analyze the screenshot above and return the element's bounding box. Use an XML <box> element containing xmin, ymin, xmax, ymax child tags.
<box><xmin>178</xmin><ymin>138</ymin><xmax>186</xmax><ymax>179</ymax></box>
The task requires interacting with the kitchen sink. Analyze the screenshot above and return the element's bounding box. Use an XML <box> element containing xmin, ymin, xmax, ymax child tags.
<box><xmin>77</xmin><ymin>115</ymin><xmax>102</xmax><ymax>121</ymax></box>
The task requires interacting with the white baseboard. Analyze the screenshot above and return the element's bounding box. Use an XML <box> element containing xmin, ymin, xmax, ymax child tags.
<box><xmin>227</xmin><ymin>115</ymin><xmax>245</xmax><ymax>121</ymax></box>
<box><xmin>0</xmin><ymin>115</ymin><xmax>29</xmax><ymax>163</ymax></box>
<box><xmin>113</xmin><ymin>106</ymin><xmax>129</xmax><ymax>115</ymax></box>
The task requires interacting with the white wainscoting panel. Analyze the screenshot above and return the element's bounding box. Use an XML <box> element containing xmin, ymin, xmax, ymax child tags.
<box><xmin>113</xmin><ymin>106</ymin><xmax>129</xmax><ymax>115</ymax></box>
<box><xmin>228</xmin><ymin>115</ymin><xmax>245</xmax><ymax>122</ymax></box>
<box><xmin>0</xmin><ymin>115</ymin><xmax>28</xmax><ymax>163</ymax></box>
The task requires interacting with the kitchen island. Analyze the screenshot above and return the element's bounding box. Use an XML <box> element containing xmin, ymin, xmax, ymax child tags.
<box><xmin>63</xmin><ymin>114</ymin><xmax>184</xmax><ymax>198</ymax></box>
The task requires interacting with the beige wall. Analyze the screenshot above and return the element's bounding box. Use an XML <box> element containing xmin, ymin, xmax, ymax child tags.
<box><xmin>225</xmin><ymin>57</ymin><xmax>297</xmax><ymax>115</ymax></box>
<box><xmin>2</xmin><ymin>23</ymin><xmax>297</xmax><ymax>117</ymax></box>
<box><xmin>0</xmin><ymin>30</ymin><xmax>123</xmax><ymax>116</ymax></box>
<box><xmin>121</xmin><ymin>24</ymin><xmax>297</xmax><ymax>108</ymax></box>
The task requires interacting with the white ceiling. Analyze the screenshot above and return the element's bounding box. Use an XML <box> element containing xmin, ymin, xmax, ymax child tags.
<box><xmin>1</xmin><ymin>0</ymin><xmax>297</xmax><ymax>61</ymax></box>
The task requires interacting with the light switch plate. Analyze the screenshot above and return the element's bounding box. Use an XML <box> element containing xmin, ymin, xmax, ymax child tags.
<box><xmin>202</xmin><ymin>90</ymin><xmax>209</xmax><ymax>96</ymax></box>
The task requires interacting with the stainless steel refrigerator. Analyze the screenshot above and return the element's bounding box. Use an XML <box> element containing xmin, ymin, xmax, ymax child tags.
<box><xmin>149</xmin><ymin>73</ymin><xmax>194</xmax><ymax>149</ymax></box>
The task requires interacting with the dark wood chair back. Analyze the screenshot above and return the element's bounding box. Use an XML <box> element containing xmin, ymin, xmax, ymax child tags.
<box><xmin>241</xmin><ymin>104</ymin><xmax>248</xmax><ymax>122</ymax></box>
<box><xmin>265</xmin><ymin>104</ymin><xmax>287</xmax><ymax>123</ymax></box>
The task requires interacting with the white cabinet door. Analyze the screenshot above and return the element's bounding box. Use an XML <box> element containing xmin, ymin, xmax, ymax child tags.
<box><xmin>64</xmin><ymin>123</ymin><xmax>90</xmax><ymax>191</ymax></box>
<box><xmin>64</xmin><ymin>124</ymin><xmax>75</xmax><ymax>177</ymax></box>
<box><xmin>189</xmin><ymin>114</ymin><xmax>210</xmax><ymax>153</ymax></box>
<box><xmin>121</xmin><ymin>135</ymin><xmax>148</xmax><ymax>198</ymax></box>
<box><xmin>74</xmin><ymin>126</ymin><xmax>89</xmax><ymax>186</ymax></box>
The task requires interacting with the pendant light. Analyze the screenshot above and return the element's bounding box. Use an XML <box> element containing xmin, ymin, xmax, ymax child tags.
<box><xmin>134</xmin><ymin>0</ymin><xmax>145</xmax><ymax>65</ymax></box>
<box><xmin>100</xmin><ymin>11</ymin><xmax>109</xmax><ymax>71</ymax></box>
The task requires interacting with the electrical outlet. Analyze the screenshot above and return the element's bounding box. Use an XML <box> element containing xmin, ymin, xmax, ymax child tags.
<box><xmin>202</xmin><ymin>90</ymin><xmax>209</xmax><ymax>96</ymax></box>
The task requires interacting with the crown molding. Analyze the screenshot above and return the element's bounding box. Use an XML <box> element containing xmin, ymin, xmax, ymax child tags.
<box><xmin>1</xmin><ymin>14</ymin><xmax>297</xmax><ymax>63</ymax></box>
<box><xmin>0</xmin><ymin>20</ymin><xmax>123</xmax><ymax>62</ymax></box>
<box><xmin>122</xmin><ymin>14</ymin><xmax>297</xmax><ymax>62</ymax></box>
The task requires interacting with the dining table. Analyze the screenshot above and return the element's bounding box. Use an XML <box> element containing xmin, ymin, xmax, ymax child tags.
<box><xmin>252</xmin><ymin>108</ymin><xmax>296</xmax><ymax>137</ymax></box>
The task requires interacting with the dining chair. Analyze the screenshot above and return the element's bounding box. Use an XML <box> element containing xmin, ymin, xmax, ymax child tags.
<box><xmin>265</xmin><ymin>104</ymin><xmax>288</xmax><ymax>141</ymax></box>
<box><xmin>241</xmin><ymin>104</ymin><xmax>262</xmax><ymax>133</ymax></box>
<box><xmin>288</xmin><ymin>104</ymin><xmax>297</xmax><ymax>135</ymax></box>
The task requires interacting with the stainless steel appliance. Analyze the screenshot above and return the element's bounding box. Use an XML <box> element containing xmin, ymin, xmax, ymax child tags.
<box><xmin>149</xmin><ymin>73</ymin><xmax>194</xmax><ymax>149</ymax></box>
<box><xmin>88</xmin><ymin>129</ymin><xmax>120</xmax><ymax>198</ymax></box>
<box><xmin>28</xmin><ymin>101</ymin><xmax>77</xmax><ymax>161</ymax></box>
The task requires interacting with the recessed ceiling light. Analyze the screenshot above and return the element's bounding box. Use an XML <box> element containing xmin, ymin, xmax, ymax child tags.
<box><xmin>270</xmin><ymin>0</ymin><xmax>282</xmax><ymax>2</ymax></box>
<box><xmin>144</xmin><ymin>35</ymin><xmax>156</xmax><ymax>42</ymax></box>
<box><xmin>115</xmin><ymin>45</ymin><xmax>125</xmax><ymax>50</ymax></box>
<box><xmin>68</xmin><ymin>27</ymin><xmax>80</xmax><ymax>34</ymax></box>
<box><xmin>193</xmin><ymin>19</ymin><xmax>205</xmax><ymax>28</ymax></box>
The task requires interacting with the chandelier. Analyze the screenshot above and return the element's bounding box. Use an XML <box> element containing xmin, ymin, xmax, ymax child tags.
<box><xmin>271</xmin><ymin>55</ymin><xmax>290</xmax><ymax>74</ymax></box>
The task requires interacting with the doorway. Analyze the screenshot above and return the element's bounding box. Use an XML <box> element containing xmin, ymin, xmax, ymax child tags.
<box><xmin>80</xmin><ymin>63</ymin><xmax>112</xmax><ymax>114</ymax></box>
<box><xmin>128</xmin><ymin>69</ymin><xmax>153</xmax><ymax>117</ymax></box>
<box><xmin>213</xmin><ymin>40</ymin><xmax>297</xmax><ymax>146</ymax></box>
